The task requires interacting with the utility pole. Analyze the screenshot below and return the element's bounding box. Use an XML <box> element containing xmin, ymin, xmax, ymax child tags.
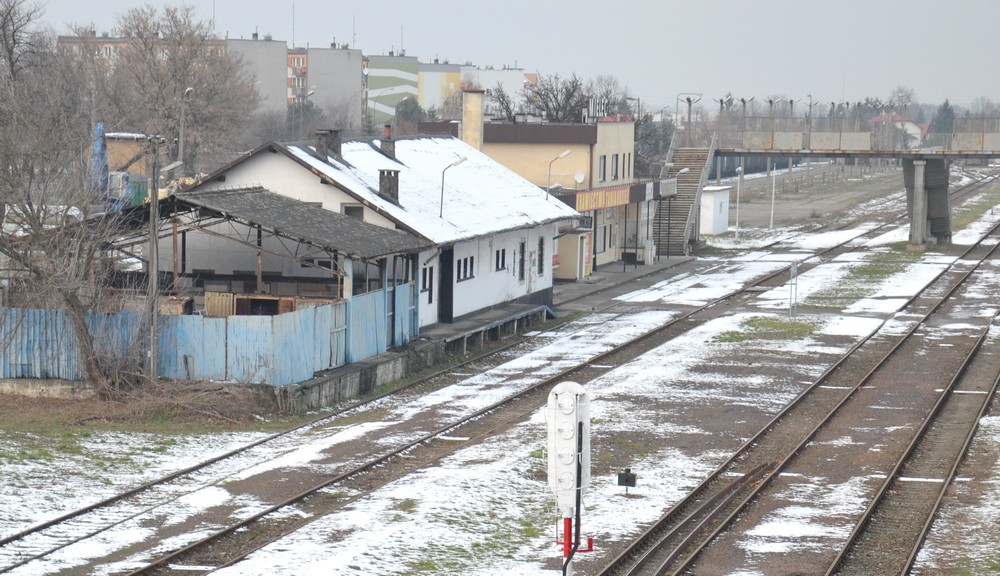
<box><xmin>147</xmin><ymin>136</ymin><xmax>166</xmax><ymax>381</ymax></box>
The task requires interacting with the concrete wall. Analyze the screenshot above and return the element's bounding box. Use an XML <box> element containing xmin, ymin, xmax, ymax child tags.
<box><xmin>308</xmin><ymin>47</ymin><xmax>365</xmax><ymax>133</ymax></box>
<box><xmin>226</xmin><ymin>38</ymin><xmax>289</xmax><ymax>114</ymax></box>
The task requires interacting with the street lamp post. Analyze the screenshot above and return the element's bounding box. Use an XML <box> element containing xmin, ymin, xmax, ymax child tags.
<box><xmin>735</xmin><ymin>164</ymin><xmax>743</xmax><ymax>241</ymax></box>
<box><xmin>297</xmin><ymin>88</ymin><xmax>316</xmax><ymax>137</ymax></box>
<box><xmin>770</xmin><ymin>170</ymin><xmax>777</xmax><ymax>229</ymax></box>
<box><xmin>177</xmin><ymin>86</ymin><xmax>193</xmax><ymax>172</ymax></box>
<box><xmin>439</xmin><ymin>156</ymin><xmax>467</xmax><ymax>218</ymax></box>
<box><xmin>547</xmin><ymin>149</ymin><xmax>571</xmax><ymax>200</ymax></box>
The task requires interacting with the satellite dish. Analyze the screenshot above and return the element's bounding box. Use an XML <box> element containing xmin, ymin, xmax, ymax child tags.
<box><xmin>574</xmin><ymin>171</ymin><xmax>585</xmax><ymax>184</ymax></box>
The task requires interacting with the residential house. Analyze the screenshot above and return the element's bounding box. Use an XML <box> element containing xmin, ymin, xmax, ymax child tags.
<box><xmin>187</xmin><ymin>129</ymin><xmax>580</xmax><ymax>327</ymax></box>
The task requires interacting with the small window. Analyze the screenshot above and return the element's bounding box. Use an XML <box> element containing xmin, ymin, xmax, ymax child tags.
<box><xmin>537</xmin><ymin>238</ymin><xmax>545</xmax><ymax>275</ymax></box>
<box><xmin>598</xmin><ymin>155</ymin><xmax>607</xmax><ymax>182</ymax></box>
<box><xmin>495</xmin><ymin>248</ymin><xmax>507</xmax><ymax>270</ymax></box>
<box><xmin>518</xmin><ymin>241</ymin><xmax>526</xmax><ymax>282</ymax></box>
<box><xmin>343</xmin><ymin>205</ymin><xmax>364</xmax><ymax>219</ymax></box>
<box><xmin>611</xmin><ymin>154</ymin><xmax>619</xmax><ymax>180</ymax></box>
<box><xmin>421</xmin><ymin>266</ymin><xmax>434</xmax><ymax>304</ymax></box>
<box><xmin>457</xmin><ymin>256</ymin><xmax>475</xmax><ymax>281</ymax></box>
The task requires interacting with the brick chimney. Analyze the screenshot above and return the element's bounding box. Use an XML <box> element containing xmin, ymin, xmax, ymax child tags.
<box><xmin>314</xmin><ymin>128</ymin><xmax>342</xmax><ymax>160</ymax></box>
<box><xmin>379</xmin><ymin>169</ymin><xmax>400</xmax><ymax>204</ymax></box>
<box><xmin>380</xmin><ymin>124</ymin><xmax>395</xmax><ymax>159</ymax></box>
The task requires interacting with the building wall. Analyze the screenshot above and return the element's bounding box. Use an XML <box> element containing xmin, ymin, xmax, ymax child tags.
<box><xmin>225</xmin><ymin>38</ymin><xmax>289</xmax><ymax>113</ymax></box>
<box><xmin>200</xmin><ymin>152</ymin><xmax>397</xmax><ymax>230</ymax></box>
<box><xmin>592</xmin><ymin>121</ymin><xmax>636</xmax><ymax>188</ymax></box>
<box><xmin>481</xmin><ymin>142</ymin><xmax>590</xmax><ymax>190</ymax></box>
<box><xmin>460</xmin><ymin>67</ymin><xmax>537</xmax><ymax>93</ymax></box>
<box><xmin>418</xmin><ymin>226</ymin><xmax>555</xmax><ymax>327</ymax></box>
<box><xmin>366</xmin><ymin>55</ymin><xmax>419</xmax><ymax>125</ymax></box>
<box><xmin>418</xmin><ymin>63</ymin><xmax>462</xmax><ymax>114</ymax></box>
<box><xmin>308</xmin><ymin>46</ymin><xmax>365</xmax><ymax>133</ymax></box>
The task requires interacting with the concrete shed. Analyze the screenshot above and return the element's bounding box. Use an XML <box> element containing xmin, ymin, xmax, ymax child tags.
<box><xmin>700</xmin><ymin>185</ymin><xmax>732</xmax><ymax>235</ymax></box>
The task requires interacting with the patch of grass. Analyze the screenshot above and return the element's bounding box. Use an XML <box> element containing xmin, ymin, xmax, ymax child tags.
<box><xmin>392</xmin><ymin>498</ymin><xmax>419</xmax><ymax>514</ymax></box>
<box><xmin>148</xmin><ymin>437</ymin><xmax>179</xmax><ymax>454</ymax></box>
<box><xmin>806</xmin><ymin>251</ymin><xmax>914</xmax><ymax>308</ymax></box>
<box><xmin>952</xmin><ymin>186</ymin><xmax>1000</xmax><ymax>231</ymax></box>
<box><xmin>714</xmin><ymin>315</ymin><xmax>815</xmax><ymax>343</ymax></box>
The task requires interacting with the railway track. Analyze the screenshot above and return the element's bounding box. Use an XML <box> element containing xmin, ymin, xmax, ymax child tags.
<box><xmin>597</xmin><ymin>216</ymin><xmax>1000</xmax><ymax>576</ymax></box>
<box><xmin>2</xmin><ymin>172</ymin><xmax>994</xmax><ymax>575</ymax></box>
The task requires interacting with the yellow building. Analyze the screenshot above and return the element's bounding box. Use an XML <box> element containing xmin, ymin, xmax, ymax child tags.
<box><xmin>423</xmin><ymin>90</ymin><xmax>643</xmax><ymax>281</ymax></box>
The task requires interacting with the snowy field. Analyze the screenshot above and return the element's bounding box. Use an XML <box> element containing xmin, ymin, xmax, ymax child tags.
<box><xmin>4</xmin><ymin>187</ymin><xmax>1000</xmax><ymax>574</ymax></box>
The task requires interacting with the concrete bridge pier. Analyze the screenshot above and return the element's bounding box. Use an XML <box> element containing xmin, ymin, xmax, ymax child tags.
<box><xmin>903</xmin><ymin>158</ymin><xmax>951</xmax><ymax>246</ymax></box>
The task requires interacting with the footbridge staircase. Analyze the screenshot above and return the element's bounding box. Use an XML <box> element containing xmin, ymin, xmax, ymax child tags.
<box><xmin>655</xmin><ymin>134</ymin><xmax>716</xmax><ymax>257</ymax></box>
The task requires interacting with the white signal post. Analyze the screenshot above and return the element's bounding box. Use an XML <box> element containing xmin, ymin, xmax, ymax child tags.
<box><xmin>546</xmin><ymin>382</ymin><xmax>593</xmax><ymax>575</ymax></box>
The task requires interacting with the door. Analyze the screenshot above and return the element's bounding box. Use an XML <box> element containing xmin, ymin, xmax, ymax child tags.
<box><xmin>438</xmin><ymin>247</ymin><xmax>454</xmax><ymax>323</ymax></box>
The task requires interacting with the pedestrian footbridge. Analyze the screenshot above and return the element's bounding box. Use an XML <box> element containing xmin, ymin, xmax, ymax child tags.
<box><xmin>657</xmin><ymin>116</ymin><xmax>1000</xmax><ymax>255</ymax></box>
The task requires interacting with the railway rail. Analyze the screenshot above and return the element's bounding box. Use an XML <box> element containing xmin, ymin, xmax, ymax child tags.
<box><xmin>1</xmin><ymin>172</ymin><xmax>995</xmax><ymax>575</ymax></box>
<box><xmin>597</xmin><ymin>214</ymin><xmax>1000</xmax><ymax>576</ymax></box>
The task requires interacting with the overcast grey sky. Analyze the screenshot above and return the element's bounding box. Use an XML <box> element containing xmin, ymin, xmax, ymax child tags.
<box><xmin>38</xmin><ymin>0</ymin><xmax>1000</xmax><ymax>110</ymax></box>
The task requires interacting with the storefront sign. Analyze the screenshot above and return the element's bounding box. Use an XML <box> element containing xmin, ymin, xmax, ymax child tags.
<box><xmin>575</xmin><ymin>186</ymin><xmax>630</xmax><ymax>212</ymax></box>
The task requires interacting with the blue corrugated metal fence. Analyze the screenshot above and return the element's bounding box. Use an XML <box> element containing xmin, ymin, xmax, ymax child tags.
<box><xmin>0</xmin><ymin>282</ymin><xmax>418</xmax><ymax>386</ymax></box>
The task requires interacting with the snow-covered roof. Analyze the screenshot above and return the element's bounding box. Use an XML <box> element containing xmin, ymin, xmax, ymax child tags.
<box><xmin>283</xmin><ymin>136</ymin><xmax>580</xmax><ymax>245</ymax></box>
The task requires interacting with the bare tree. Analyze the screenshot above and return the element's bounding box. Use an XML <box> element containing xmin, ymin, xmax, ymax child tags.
<box><xmin>94</xmin><ymin>5</ymin><xmax>260</xmax><ymax>174</ymax></box>
<box><xmin>487</xmin><ymin>82</ymin><xmax>517</xmax><ymax>122</ymax></box>
<box><xmin>440</xmin><ymin>90</ymin><xmax>462</xmax><ymax>120</ymax></box>
<box><xmin>0</xmin><ymin>4</ymin><xmax>146</xmax><ymax>395</ymax></box>
<box><xmin>0</xmin><ymin>0</ymin><xmax>45</xmax><ymax>81</ymax></box>
<box><xmin>523</xmin><ymin>73</ymin><xmax>589</xmax><ymax>123</ymax></box>
<box><xmin>888</xmin><ymin>85</ymin><xmax>917</xmax><ymax>118</ymax></box>
<box><xmin>588</xmin><ymin>74</ymin><xmax>631</xmax><ymax>116</ymax></box>
<box><xmin>968</xmin><ymin>96</ymin><xmax>998</xmax><ymax>118</ymax></box>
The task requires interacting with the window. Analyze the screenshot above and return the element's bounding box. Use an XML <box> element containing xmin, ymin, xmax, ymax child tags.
<box><xmin>343</xmin><ymin>205</ymin><xmax>364</xmax><ymax>219</ymax></box>
<box><xmin>301</xmin><ymin>258</ymin><xmax>337</xmax><ymax>271</ymax></box>
<box><xmin>598</xmin><ymin>155</ymin><xmax>607</xmax><ymax>182</ymax></box>
<box><xmin>518</xmin><ymin>241</ymin><xmax>526</xmax><ymax>282</ymax></box>
<box><xmin>457</xmin><ymin>256</ymin><xmax>475</xmax><ymax>281</ymax></box>
<box><xmin>625</xmin><ymin>153</ymin><xmax>631</xmax><ymax>179</ymax></box>
<box><xmin>595</xmin><ymin>225</ymin><xmax>607</xmax><ymax>254</ymax></box>
<box><xmin>537</xmin><ymin>238</ymin><xmax>545</xmax><ymax>275</ymax></box>
<box><xmin>421</xmin><ymin>266</ymin><xmax>434</xmax><ymax>304</ymax></box>
<box><xmin>611</xmin><ymin>154</ymin><xmax>619</xmax><ymax>181</ymax></box>
<box><xmin>495</xmin><ymin>248</ymin><xmax>507</xmax><ymax>270</ymax></box>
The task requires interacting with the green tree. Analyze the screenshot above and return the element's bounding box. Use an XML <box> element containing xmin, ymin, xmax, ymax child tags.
<box><xmin>929</xmin><ymin>99</ymin><xmax>955</xmax><ymax>134</ymax></box>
